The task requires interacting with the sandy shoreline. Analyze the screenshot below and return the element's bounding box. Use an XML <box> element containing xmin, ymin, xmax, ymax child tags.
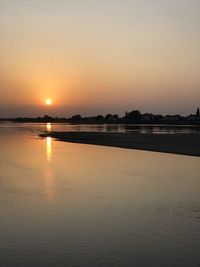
<box><xmin>40</xmin><ymin>131</ymin><xmax>200</xmax><ymax>157</ymax></box>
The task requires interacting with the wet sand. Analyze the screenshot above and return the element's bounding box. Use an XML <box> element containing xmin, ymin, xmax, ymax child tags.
<box><xmin>40</xmin><ymin>131</ymin><xmax>200</xmax><ymax>157</ymax></box>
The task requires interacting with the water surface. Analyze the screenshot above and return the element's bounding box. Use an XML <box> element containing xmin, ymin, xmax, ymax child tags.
<box><xmin>0</xmin><ymin>123</ymin><xmax>200</xmax><ymax>266</ymax></box>
<box><xmin>1</xmin><ymin>121</ymin><xmax>200</xmax><ymax>134</ymax></box>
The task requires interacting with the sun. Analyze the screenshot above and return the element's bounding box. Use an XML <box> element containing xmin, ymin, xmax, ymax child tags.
<box><xmin>45</xmin><ymin>99</ymin><xmax>52</xmax><ymax>105</ymax></box>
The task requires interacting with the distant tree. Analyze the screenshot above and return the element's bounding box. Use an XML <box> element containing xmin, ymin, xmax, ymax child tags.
<box><xmin>105</xmin><ymin>114</ymin><xmax>112</xmax><ymax>120</ymax></box>
<box><xmin>71</xmin><ymin>114</ymin><xmax>82</xmax><ymax>121</ymax></box>
<box><xmin>113</xmin><ymin>114</ymin><xmax>119</xmax><ymax>120</ymax></box>
<box><xmin>96</xmin><ymin>115</ymin><xmax>104</xmax><ymax>121</ymax></box>
<box><xmin>43</xmin><ymin>115</ymin><xmax>53</xmax><ymax>122</ymax></box>
<box><xmin>105</xmin><ymin>114</ymin><xmax>119</xmax><ymax>122</ymax></box>
<box><xmin>196</xmin><ymin>108</ymin><xmax>200</xmax><ymax>116</ymax></box>
<box><xmin>125</xmin><ymin>110</ymin><xmax>142</xmax><ymax>121</ymax></box>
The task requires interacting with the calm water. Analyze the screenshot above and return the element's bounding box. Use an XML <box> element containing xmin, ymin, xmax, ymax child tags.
<box><xmin>0</xmin><ymin>123</ymin><xmax>200</xmax><ymax>267</ymax></box>
<box><xmin>1</xmin><ymin>121</ymin><xmax>200</xmax><ymax>134</ymax></box>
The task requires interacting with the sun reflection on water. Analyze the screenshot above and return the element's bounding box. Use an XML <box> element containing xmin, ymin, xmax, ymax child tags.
<box><xmin>46</xmin><ymin>122</ymin><xmax>51</xmax><ymax>131</ymax></box>
<box><xmin>46</xmin><ymin>137</ymin><xmax>52</xmax><ymax>162</ymax></box>
<box><xmin>44</xmin><ymin>167</ymin><xmax>55</xmax><ymax>202</ymax></box>
<box><xmin>44</xmin><ymin>133</ymin><xmax>55</xmax><ymax>202</ymax></box>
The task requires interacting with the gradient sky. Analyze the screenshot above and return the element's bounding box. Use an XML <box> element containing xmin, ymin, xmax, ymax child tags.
<box><xmin>0</xmin><ymin>0</ymin><xmax>200</xmax><ymax>117</ymax></box>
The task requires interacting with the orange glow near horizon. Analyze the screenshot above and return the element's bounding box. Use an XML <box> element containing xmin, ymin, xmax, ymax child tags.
<box><xmin>0</xmin><ymin>1</ymin><xmax>199</xmax><ymax>117</ymax></box>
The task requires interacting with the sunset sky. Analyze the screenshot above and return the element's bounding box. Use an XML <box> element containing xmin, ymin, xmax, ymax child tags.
<box><xmin>0</xmin><ymin>0</ymin><xmax>200</xmax><ymax>117</ymax></box>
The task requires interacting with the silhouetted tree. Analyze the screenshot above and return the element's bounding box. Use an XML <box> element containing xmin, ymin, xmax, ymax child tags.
<box><xmin>105</xmin><ymin>114</ymin><xmax>112</xmax><ymax>120</ymax></box>
<box><xmin>105</xmin><ymin>114</ymin><xmax>119</xmax><ymax>122</ymax></box>
<box><xmin>196</xmin><ymin>108</ymin><xmax>200</xmax><ymax>116</ymax></box>
<box><xmin>43</xmin><ymin>115</ymin><xmax>53</xmax><ymax>122</ymax></box>
<box><xmin>96</xmin><ymin>115</ymin><xmax>104</xmax><ymax>121</ymax></box>
<box><xmin>125</xmin><ymin>110</ymin><xmax>142</xmax><ymax>121</ymax></box>
<box><xmin>71</xmin><ymin>114</ymin><xmax>82</xmax><ymax>121</ymax></box>
<box><xmin>113</xmin><ymin>114</ymin><xmax>119</xmax><ymax>120</ymax></box>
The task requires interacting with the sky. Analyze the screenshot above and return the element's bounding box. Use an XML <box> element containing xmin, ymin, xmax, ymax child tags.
<box><xmin>0</xmin><ymin>0</ymin><xmax>200</xmax><ymax>117</ymax></box>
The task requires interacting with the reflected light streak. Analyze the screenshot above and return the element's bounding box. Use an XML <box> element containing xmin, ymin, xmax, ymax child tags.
<box><xmin>44</xmin><ymin>134</ymin><xmax>55</xmax><ymax>202</ymax></box>
<box><xmin>46</xmin><ymin>122</ymin><xmax>52</xmax><ymax>131</ymax></box>
<box><xmin>46</xmin><ymin>137</ymin><xmax>52</xmax><ymax>162</ymax></box>
<box><xmin>44</xmin><ymin>167</ymin><xmax>55</xmax><ymax>203</ymax></box>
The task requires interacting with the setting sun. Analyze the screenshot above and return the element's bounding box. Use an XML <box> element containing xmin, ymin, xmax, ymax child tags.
<box><xmin>45</xmin><ymin>99</ymin><xmax>52</xmax><ymax>105</ymax></box>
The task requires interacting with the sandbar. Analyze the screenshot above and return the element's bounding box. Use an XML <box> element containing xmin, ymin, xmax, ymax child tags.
<box><xmin>40</xmin><ymin>131</ymin><xmax>200</xmax><ymax>157</ymax></box>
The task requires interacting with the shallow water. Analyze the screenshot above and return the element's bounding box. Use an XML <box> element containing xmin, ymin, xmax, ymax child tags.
<box><xmin>0</xmin><ymin>123</ymin><xmax>200</xmax><ymax>266</ymax></box>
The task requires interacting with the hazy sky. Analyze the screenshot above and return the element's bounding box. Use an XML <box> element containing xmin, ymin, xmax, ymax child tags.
<box><xmin>0</xmin><ymin>0</ymin><xmax>200</xmax><ymax>117</ymax></box>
